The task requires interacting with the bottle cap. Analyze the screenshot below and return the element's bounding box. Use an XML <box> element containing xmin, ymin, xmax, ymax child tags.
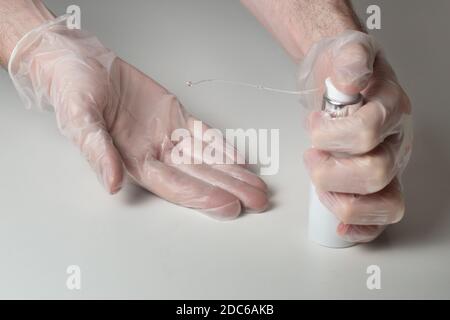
<box><xmin>325</xmin><ymin>78</ymin><xmax>360</xmax><ymax>105</ymax></box>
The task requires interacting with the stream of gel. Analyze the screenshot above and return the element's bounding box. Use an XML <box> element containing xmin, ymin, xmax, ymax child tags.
<box><xmin>186</xmin><ymin>79</ymin><xmax>318</xmax><ymax>95</ymax></box>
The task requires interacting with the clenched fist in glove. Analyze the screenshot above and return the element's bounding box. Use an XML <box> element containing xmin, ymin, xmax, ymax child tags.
<box><xmin>300</xmin><ymin>31</ymin><xmax>413</xmax><ymax>242</ymax></box>
<box><xmin>8</xmin><ymin>14</ymin><xmax>269</xmax><ymax>219</ymax></box>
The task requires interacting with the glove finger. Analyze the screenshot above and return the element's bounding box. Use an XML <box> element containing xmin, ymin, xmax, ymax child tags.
<box><xmin>56</xmin><ymin>101</ymin><xmax>124</xmax><ymax>194</ymax></box>
<box><xmin>169</xmin><ymin>135</ymin><xmax>267</xmax><ymax>192</ymax></box>
<box><xmin>164</xmin><ymin>158</ymin><xmax>268</xmax><ymax>212</ymax></box>
<box><xmin>337</xmin><ymin>224</ymin><xmax>386</xmax><ymax>243</ymax></box>
<box><xmin>187</xmin><ymin>117</ymin><xmax>247</xmax><ymax>167</ymax></box>
<box><xmin>330</xmin><ymin>36</ymin><xmax>377</xmax><ymax>95</ymax></box>
<box><xmin>211</xmin><ymin>164</ymin><xmax>268</xmax><ymax>193</ymax></box>
<box><xmin>316</xmin><ymin>178</ymin><xmax>405</xmax><ymax>226</ymax></box>
<box><xmin>82</xmin><ymin>129</ymin><xmax>124</xmax><ymax>194</ymax></box>
<box><xmin>127</xmin><ymin>157</ymin><xmax>242</xmax><ymax>220</ymax></box>
<box><xmin>304</xmin><ymin>134</ymin><xmax>404</xmax><ymax>195</ymax></box>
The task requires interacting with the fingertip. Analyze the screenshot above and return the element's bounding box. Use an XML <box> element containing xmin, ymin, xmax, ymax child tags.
<box><xmin>237</xmin><ymin>170</ymin><xmax>269</xmax><ymax>194</ymax></box>
<box><xmin>107</xmin><ymin>173</ymin><xmax>124</xmax><ymax>195</ymax></box>
<box><xmin>203</xmin><ymin>199</ymin><xmax>242</xmax><ymax>220</ymax></box>
<box><xmin>100</xmin><ymin>156</ymin><xmax>124</xmax><ymax>195</ymax></box>
<box><xmin>255</xmin><ymin>177</ymin><xmax>269</xmax><ymax>193</ymax></box>
<box><xmin>338</xmin><ymin>224</ymin><xmax>385</xmax><ymax>243</ymax></box>
<box><xmin>245</xmin><ymin>189</ymin><xmax>270</xmax><ymax>213</ymax></box>
<box><xmin>331</xmin><ymin>43</ymin><xmax>374</xmax><ymax>95</ymax></box>
<box><xmin>337</xmin><ymin>223</ymin><xmax>351</xmax><ymax>237</ymax></box>
<box><xmin>331</xmin><ymin>73</ymin><xmax>371</xmax><ymax>96</ymax></box>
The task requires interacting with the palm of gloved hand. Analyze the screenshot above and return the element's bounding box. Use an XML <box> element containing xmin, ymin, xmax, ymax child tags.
<box><xmin>10</xmin><ymin>21</ymin><xmax>268</xmax><ymax>219</ymax></box>
<box><xmin>110</xmin><ymin>60</ymin><xmax>268</xmax><ymax>218</ymax></box>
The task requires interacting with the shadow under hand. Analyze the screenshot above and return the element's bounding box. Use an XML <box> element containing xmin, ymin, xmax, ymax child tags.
<box><xmin>120</xmin><ymin>180</ymin><xmax>154</xmax><ymax>207</ymax></box>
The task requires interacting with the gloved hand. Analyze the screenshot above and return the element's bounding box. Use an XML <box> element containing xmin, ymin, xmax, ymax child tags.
<box><xmin>9</xmin><ymin>15</ymin><xmax>268</xmax><ymax>220</ymax></box>
<box><xmin>299</xmin><ymin>31</ymin><xmax>413</xmax><ymax>242</ymax></box>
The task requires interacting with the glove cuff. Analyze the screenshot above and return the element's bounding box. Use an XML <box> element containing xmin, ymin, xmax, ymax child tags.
<box><xmin>8</xmin><ymin>14</ymin><xmax>70</xmax><ymax>110</ymax></box>
<box><xmin>9</xmin><ymin>14</ymin><xmax>116</xmax><ymax>111</ymax></box>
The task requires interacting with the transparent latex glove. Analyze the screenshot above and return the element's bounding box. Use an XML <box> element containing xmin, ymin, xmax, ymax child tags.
<box><xmin>299</xmin><ymin>31</ymin><xmax>413</xmax><ymax>242</ymax></box>
<box><xmin>9</xmin><ymin>15</ymin><xmax>268</xmax><ymax>220</ymax></box>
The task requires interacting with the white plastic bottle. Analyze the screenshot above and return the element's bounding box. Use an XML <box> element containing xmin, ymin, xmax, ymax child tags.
<box><xmin>308</xmin><ymin>78</ymin><xmax>363</xmax><ymax>248</ymax></box>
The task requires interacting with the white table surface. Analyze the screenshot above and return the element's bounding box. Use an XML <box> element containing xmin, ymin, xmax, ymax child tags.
<box><xmin>0</xmin><ymin>0</ymin><xmax>449</xmax><ymax>299</ymax></box>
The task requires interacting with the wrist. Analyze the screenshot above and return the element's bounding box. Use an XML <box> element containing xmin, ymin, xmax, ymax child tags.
<box><xmin>294</xmin><ymin>5</ymin><xmax>364</xmax><ymax>57</ymax></box>
<box><xmin>242</xmin><ymin>0</ymin><xmax>364</xmax><ymax>62</ymax></box>
<box><xmin>0</xmin><ymin>0</ymin><xmax>54</xmax><ymax>67</ymax></box>
<box><xmin>297</xmin><ymin>23</ymin><xmax>363</xmax><ymax>56</ymax></box>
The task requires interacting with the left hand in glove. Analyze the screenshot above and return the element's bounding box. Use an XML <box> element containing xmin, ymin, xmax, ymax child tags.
<box><xmin>9</xmin><ymin>15</ymin><xmax>269</xmax><ymax>220</ymax></box>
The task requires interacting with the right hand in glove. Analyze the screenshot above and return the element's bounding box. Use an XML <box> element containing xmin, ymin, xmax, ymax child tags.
<box><xmin>9</xmin><ymin>15</ymin><xmax>269</xmax><ymax>220</ymax></box>
<box><xmin>299</xmin><ymin>31</ymin><xmax>413</xmax><ymax>242</ymax></box>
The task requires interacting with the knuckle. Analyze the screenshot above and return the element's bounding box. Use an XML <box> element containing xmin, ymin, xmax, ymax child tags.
<box><xmin>67</xmin><ymin>100</ymin><xmax>89</xmax><ymax>119</ymax></box>
<box><xmin>365</xmin><ymin>156</ymin><xmax>391</xmax><ymax>194</ymax></box>
<box><xmin>357</xmin><ymin>128</ymin><xmax>379</xmax><ymax>154</ymax></box>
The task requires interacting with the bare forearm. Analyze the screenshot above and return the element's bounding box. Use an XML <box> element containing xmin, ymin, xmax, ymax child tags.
<box><xmin>241</xmin><ymin>0</ymin><xmax>363</xmax><ymax>62</ymax></box>
<box><xmin>0</xmin><ymin>0</ymin><xmax>53</xmax><ymax>67</ymax></box>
